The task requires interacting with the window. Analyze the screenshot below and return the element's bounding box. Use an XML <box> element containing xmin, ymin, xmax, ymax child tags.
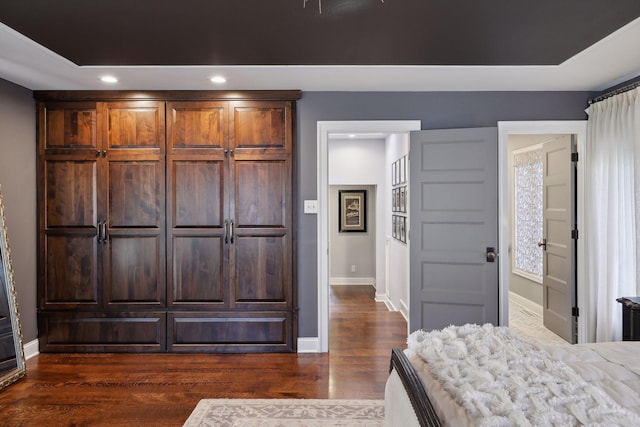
<box><xmin>512</xmin><ymin>145</ymin><xmax>543</xmax><ymax>282</ymax></box>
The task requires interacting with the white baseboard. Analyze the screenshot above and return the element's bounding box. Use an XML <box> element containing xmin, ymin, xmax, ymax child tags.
<box><xmin>23</xmin><ymin>339</ymin><xmax>39</xmax><ymax>360</ymax></box>
<box><xmin>382</xmin><ymin>294</ymin><xmax>398</xmax><ymax>312</ymax></box>
<box><xmin>509</xmin><ymin>291</ymin><xmax>543</xmax><ymax>318</ymax></box>
<box><xmin>297</xmin><ymin>337</ymin><xmax>321</xmax><ymax>353</ymax></box>
<box><xmin>330</xmin><ymin>278</ymin><xmax>375</xmax><ymax>286</ymax></box>
<box><xmin>399</xmin><ymin>299</ymin><xmax>409</xmax><ymax>322</ymax></box>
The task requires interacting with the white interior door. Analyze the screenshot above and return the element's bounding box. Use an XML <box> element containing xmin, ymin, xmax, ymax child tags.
<box><xmin>409</xmin><ymin>127</ymin><xmax>498</xmax><ymax>332</ymax></box>
<box><xmin>541</xmin><ymin>136</ymin><xmax>577</xmax><ymax>343</ymax></box>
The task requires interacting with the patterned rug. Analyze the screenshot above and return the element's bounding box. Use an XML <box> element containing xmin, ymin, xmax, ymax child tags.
<box><xmin>183</xmin><ymin>398</ymin><xmax>384</xmax><ymax>426</ymax></box>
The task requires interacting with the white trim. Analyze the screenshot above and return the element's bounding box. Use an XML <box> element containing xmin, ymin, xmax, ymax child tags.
<box><xmin>317</xmin><ymin>120</ymin><xmax>421</xmax><ymax>353</ymax></box>
<box><xmin>498</xmin><ymin>121</ymin><xmax>588</xmax><ymax>344</ymax></box>
<box><xmin>399</xmin><ymin>299</ymin><xmax>409</xmax><ymax>321</ymax></box>
<box><xmin>329</xmin><ymin>277</ymin><xmax>375</xmax><ymax>286</ymax></box>
<box><xmin>297</xmin><ymin>337</ymin><xmax>321</xmax><ymax>353</ymax></box>
<box><xmin>512</xmin><ymin>268</ymin><xmax>543</xmax><ymax>285</ymax></box>
<box><xmin>380</xmin><ymin>293</ymin><xmax>396</xmax><ymax>311</ymax></box>
<box><xmin>23</xmin><ymin>339</ymin><xmax>39</xmax><ymax>360</ymax></box>
<box><xmin>509</xmin><ymin>291</ymin><xmax>543</xmax><ymax>318</ymax></box>
<box><xmin>512</xmin><ymin>143</ymin><xmax>545</xmax><ymax>156</ymax></box>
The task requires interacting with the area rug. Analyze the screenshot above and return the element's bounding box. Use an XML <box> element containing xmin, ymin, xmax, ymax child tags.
<box><xmin>183</xmin><ymin>398</ymin><xmax>384</xmax><ymax>426</ymax></box>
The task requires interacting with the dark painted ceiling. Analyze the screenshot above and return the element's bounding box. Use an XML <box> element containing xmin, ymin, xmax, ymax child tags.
<box><xmin>1</xmin><ymin>0</ymin><xmax>640</xmax><ymax>67</ymax></box>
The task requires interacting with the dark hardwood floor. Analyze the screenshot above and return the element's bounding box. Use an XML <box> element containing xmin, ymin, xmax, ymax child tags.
<box><xmin>0</xmin><ymin>285</ymin><xmax>407</xmax><ymax>426</ymax></box>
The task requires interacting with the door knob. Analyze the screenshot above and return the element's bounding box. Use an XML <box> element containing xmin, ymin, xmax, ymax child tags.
<box><xmin>486</xmin><ymin>247</ymin><xmax>496</xmax><ymax>262</ymax></box>
<box><xmin>538</xmin><ymin>239</ymin><xmax>547</xmax><ymax>250</ymax></box>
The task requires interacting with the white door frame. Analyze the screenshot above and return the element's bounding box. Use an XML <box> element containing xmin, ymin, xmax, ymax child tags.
<box><xmin>498</xmin><ymin>121</ymin><xmax>588</xmax><ymax>344</ymax></box>
<box><xmin>316</xmin><ymin>120</ymin><xmax>421</xmax><ymax>353</ymax></box>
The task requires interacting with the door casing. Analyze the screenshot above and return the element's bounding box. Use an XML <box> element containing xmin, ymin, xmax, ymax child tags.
<box><xmin>314</xmin><ymin>121</ymin><xmax>421</xmax><ymax>353</ymax></box>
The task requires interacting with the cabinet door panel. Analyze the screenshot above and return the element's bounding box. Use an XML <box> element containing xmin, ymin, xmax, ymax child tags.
<box><xmin>108</xmin><ymin>161</ymin><xmax>162</xmax><ymax>228</ymax></box>
<box><xmin>45</xmin><ymin>160</ymin><xmax>97</xmax><ymax>228</ymax></box>
<box><xmin>172</xmin><ymin>236</ymin><xmax>224</xmax><ymax>303</ymax></box>
<box><xmin>173</xmin><ymin>160</ymin><xmax>224</xmax><ymax>228</ymax></box>
<box><xmin>230</xmin><ymin>101</ymin><xmax>290</xmax><ymax>152</ymax></box>
<box><xmin>107</xmin><ymin>236</ymin><xmax>163</xmax><ymax>305</ymax></box>
<box><xmin>168</xmin><ymin>312</ymin><xmax>293</xmax><ymax>353</ymax></box>
<box><xmin>38</xmin><ymin>312</ymin><xmax>166</xmax><ymax>353</ymax></box>
<box><xmin>234</xmin><ymin>235</ymin><xmax>288</xmax><ymax>303</ymax></box>
<box><xmin>168</xmin><ymin>102</ymin><xmax>228</xmax><ymax>152</ymax></box>
<box><xmin>43</xmin><ymin>103</ymin><xmax>98</xmax><ymax>152</ymax></box>
<box><xmin>44</xmin><ymin>234</ymin><xmax>98</xmax><ymax>306</ymax></box>
<box><xmin>105</xmin><ymin>101</ymin><xmax>164</xmax><ymax>152</ymax></box>
<box><xmin>235</xmin><ymin>160</ymin><xmax>287</xmax><ymax>227</ymax></box>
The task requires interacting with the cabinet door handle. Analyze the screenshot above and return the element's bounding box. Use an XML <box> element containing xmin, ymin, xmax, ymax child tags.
<box><xmin>100</xmin><ymin>222</ymin><xmax>108</xmax><ymax>244</ymax></box>
<box><xmin>224</xmin><ymin>220</ymin><xmax>229</xmax><ymax>244</ymax></box>
<box><xmin>229</xmin><ymin>149</ymin><xmax>234</xmax><ymax>157</ymax></box>
<box><xmin>97</xmin><ymin>221</ymin><xmax>103</xmax><ymax>242</ymax></box>
<box><xmin>230</xmin><ymin>221</ymin><xmax>234</xmax><ymax>244</ymax></box>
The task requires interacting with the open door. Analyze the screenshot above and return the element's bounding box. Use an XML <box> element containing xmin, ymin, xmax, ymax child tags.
<box><xmin>541</xmin><ymin>136</ymin><xmax>577</xmax><ymax>343</ymax></box>
<box><xmin>409</xmin><ymin>127</ymin><xmax>498</xmax><ymax>332</ymax></box>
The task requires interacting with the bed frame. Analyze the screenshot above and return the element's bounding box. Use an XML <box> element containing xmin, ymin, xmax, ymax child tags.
<box><xmin>389</xmin><ymin>348</ymin><xmax>442</xmax><ymax>427</ymax></box>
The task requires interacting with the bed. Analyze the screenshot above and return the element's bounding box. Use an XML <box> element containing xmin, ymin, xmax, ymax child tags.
<box><xmin>385</xmin><ymin>324</ymin><xmax>640</xmax><ymax>426</ymax></box>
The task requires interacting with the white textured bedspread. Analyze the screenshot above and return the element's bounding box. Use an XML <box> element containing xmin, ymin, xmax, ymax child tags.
<box><xmin>405</xmin><ymin>324</ymin><xmax>640</xmax><ymax>426</ymax></box>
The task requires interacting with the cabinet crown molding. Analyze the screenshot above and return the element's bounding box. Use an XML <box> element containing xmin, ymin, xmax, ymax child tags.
<box><xmin>34</xmin><ymin>90</ymin><xmax>302</xmax><ymax>102</ymax></box>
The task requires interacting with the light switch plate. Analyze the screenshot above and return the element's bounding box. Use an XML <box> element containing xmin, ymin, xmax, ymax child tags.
<box><xmin>304</xmin><ymin>199</ymin><xmax>318</xmax><ymax>214</ymax></box>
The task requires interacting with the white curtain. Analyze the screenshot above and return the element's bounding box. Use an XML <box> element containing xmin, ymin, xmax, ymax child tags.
<box><xmin>585</xmin><ymin>87</ymin><xmax>640</xmax><ymax>342</ymax></box>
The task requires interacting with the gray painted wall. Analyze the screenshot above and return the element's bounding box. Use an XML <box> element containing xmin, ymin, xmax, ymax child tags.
<box><xmin>297</xmin><ymin>91</ymin><xmax>593</xmax><ymax>337</ymax></box>
<box><xmin>0</xmin><ymin>79</ymin><xmax>37</xmax><ymax>343</ymax></box>
<box><xmin>0</xmin><ymin>85</ymin><xmax>595</xmax><ymax>344</ymax></box>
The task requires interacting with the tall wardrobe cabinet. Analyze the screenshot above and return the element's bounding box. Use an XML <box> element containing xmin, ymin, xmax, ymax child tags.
<box><xmin>36</xmin><ymin>91</ymin><xmax>300</xmax><ymax>353</ymax></box>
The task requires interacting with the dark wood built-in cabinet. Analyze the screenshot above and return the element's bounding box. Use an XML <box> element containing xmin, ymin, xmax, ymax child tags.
<box><xmin>36</xmin><ymin>91</ymin><xmax>300</xmax><ymax>353</ymax></box>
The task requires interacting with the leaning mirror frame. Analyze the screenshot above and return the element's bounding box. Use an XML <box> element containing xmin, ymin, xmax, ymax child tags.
<box><xmin>0</xmin><ymin>185</ymin><xmax>26</xmax><ymax>390</ymax></box>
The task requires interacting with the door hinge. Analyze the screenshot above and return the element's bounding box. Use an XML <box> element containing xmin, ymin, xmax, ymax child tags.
<box><xmin>571</xmin><ymin>229</ymin><xmax>579</xmax><ymax>239</ymax></box>
<box><xmin>572</xmin><ymin>307</ymin><xmax>579</xmax><ymax>317</ymax></box>
<box><xmin>571</xmin><ymin>152</ymin><xmax>579</xmax><ymax>162</ymax></box>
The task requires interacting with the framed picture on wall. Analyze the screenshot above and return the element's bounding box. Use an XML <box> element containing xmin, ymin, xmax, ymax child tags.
<box><xmin>339</xmin><ymin>190</ymin><xmax>367</xmax><ymax>232</ymax></box>
<box><xmin>399</xmin><ymin>186</ymin><xmax>405</xmax><ymax>212</ymax></box>
<box><xmin>399</xmin><ymin>156</ymin><xmax>405</xmax><ymax>184</ymax></box>
<box><xmin>392</xmin><ymin>215</ymin><xmax>397</xmax><ymax>238</ymax></box>
<box><xmin>392</xmin><ymin>161</ymin><xmax>397</xmax><ymax>186</ymax></box>
<box><xmin>401</xmin><ymin>216</ymin><xmax>407</xmax><ymax>243</ymax></box>
<box><xmin>392</xmin><ymin>188</ymin><xmax>397</xmax><ymax>212</ymax></box>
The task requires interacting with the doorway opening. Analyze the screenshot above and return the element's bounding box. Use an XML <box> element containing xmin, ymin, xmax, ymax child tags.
<box><xmin>317</xmin><ymin>121</ymin><xmax>421</xmax><ymax>353</ymax></box>
<box><xmin>498</xmin><ymin>121</ymin><xmax>588</xmax><ymax>344</ymax></box>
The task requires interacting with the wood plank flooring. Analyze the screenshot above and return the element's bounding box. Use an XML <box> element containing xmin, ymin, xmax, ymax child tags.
<box><xmin>0</xmin><ymin>285</ymin><xmax>407</xmax><ymax>426</ymax></box>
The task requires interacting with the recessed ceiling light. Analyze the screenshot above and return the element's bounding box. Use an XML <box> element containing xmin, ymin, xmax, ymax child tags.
<box><xmin>100</xmin><ymin>75</ymin><xmax>118</xmax><ymax>84</ymax></box>
<box><xmin>210</xmin><ymin>76</ymin><xmax>227</xmax><ymax>84</ymax></box>
<box><xmin>348</xmin><ymin>134</ymin><xmax>356</xmax><ymax>138</ymax></box>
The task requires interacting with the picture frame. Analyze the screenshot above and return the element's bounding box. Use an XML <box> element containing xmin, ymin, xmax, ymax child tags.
<box><xmin>392</xmin><ymin>161</ymin><xmax>397</xmax><ymax>186</ymax></box>
<box><xmin>399</xmin><ymin>156</ymin><xmax>406</xmax><ymax>184</ymax></box>
<box><xmin>392</xmin><ymin>188</ymin><xmax>397</xmax><ymax>212</ymax></box>
<box><xmin>339</xmin><ymin>189</ymin><xmax>367</xmax><ymax>232</ymax></box>
<box><xmin>401</xmin><ymin>216</ymin><xmax>407</xmax><ymax>243</ymax></box>
<box><xmin>399</xmin><ymin>186</ymin><xmax>405</xmax><ymax>213</ymax></box>
<box><xmin>392</xmin><ymin>215</ymin><xmax>397</xmax><ymax>238</ymax></box>
<box><xmin>0</xmin><ymin>186</ymin><xmax>26</xmax><ymax>391</ymax></box>
<box><xmin>393</xmin><ymin>160</ymin><xmax>400</xmax><ymax>185</ymax></box>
